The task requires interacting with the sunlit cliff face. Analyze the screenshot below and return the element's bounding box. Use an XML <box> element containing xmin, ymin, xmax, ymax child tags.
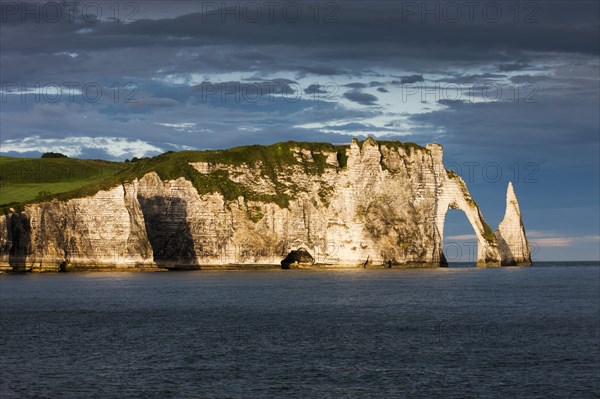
<box><xmin>0</xmin><ymin>139</ymin><xmax>530</xmax><ymax>271</ymax></box>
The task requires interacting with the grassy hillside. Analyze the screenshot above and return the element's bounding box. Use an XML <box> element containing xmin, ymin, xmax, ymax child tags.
<box><xmin>1</xmin><ymin>140</ymin><xmax>426</xmax><ymax>208</ymax></box>
<box><xmin>0</xmin><ymin>157</ymin><xmax>126</xmax><ymax>207</ymax></box>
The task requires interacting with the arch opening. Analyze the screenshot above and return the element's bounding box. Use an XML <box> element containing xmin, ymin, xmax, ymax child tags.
<box><xmin>442</xmin><ymin>209</ymin><xmax>479</xmax><ymax>267</ymax></box>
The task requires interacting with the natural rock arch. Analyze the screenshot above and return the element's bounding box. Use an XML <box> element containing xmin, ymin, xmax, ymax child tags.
<box><xmin>425</xmin><ymin>143</ymin><xmax>501</xmax><ymax>267</ymax></box>
<box><xmin>430</xmin><ymin>179</ymin><xmax>500</xmax><ymax>267</ymax></box>
<box><xmin>433</xmin><ymin>181</ymin><xmax>501</xmax><ymax>267</ymax></box>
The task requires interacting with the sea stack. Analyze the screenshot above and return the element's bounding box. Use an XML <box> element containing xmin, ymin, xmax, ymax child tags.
<box><xmin>496</xmin><ymin>182</ymin><xmax>532</xmax><ymax>266</ymax></box>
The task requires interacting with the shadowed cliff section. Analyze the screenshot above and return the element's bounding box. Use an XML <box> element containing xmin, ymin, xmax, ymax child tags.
<box><xmin>6</xmin><ymin>211</ymin><xmax>31</xmax><ymax>271</ymax></box>
<box><xmin>137</xmin><ymin>196</ymin><xmax>198</xmax><ymax>270</ymax></box>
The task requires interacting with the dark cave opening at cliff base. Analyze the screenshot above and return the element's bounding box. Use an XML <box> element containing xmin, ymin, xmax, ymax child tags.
<box><xmin>443</xmin><ymin>210</ymin><xmax>479</xmax><ymax>267</ymax></box>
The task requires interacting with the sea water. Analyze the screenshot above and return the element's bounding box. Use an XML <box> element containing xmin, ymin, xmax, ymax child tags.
<box><xmin>1</xmin><ymin>262</ymin><xmax>598</xmax><ymax>398</ymax></box>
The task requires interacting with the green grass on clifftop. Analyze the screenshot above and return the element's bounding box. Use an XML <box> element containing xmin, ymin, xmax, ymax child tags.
<box><xmin>0</xmin><ymin>157</ymin><xmax>125</xmax><ymax>207</ymax></box>
<box><xmin>1</xmin><ymin>140</ymin><xmax>426</xmax><ymax>208</ymax></box>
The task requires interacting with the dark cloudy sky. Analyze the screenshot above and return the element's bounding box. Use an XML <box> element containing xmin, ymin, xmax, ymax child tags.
<box><xmin>1</xmin><ymin>0</ymin><xmax>599</xmax><ymax>260</ymax></box>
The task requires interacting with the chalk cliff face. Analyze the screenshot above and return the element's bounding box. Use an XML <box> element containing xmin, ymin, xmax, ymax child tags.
<box><xmin>0</xmin><ymin>183</ymin><xmax>155</xmax><ymax>271</ymax></box>
<box><xmin>495</xmin><ymin>182</ymin><xmax>532</xmax><ymax>265</ymax></box>
<box><xmin>0</xmin><ymin>138</ymin><xmax>531</xmax><ymax>271</ymax></box>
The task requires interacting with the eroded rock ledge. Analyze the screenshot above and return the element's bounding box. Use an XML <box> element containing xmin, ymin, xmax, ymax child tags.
<box><xmin>0</xmin><ymin>138</ymin><xmax>531</xmax><ymax>271</ymax></box>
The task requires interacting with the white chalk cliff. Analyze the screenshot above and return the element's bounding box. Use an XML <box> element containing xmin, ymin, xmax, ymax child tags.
<box><xmin>0</xmin><ymin>138</ymin><xmax>531</xmax><ymax>271</ymax></box>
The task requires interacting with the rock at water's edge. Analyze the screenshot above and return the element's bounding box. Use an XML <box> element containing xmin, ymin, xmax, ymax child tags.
<box><xmin>496</xmin><ymin>182</ymin><xmax>532</xmax><ymax>266</ymax></box>
<box><xmin>281</xmin><ymin>248</ymin><xmax>315</xmax><ymax>269</ymax></box>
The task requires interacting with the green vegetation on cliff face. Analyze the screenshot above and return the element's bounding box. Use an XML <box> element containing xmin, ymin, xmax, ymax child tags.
<box><xmin>1</xmin><ymin>140</ymin><xmax>425</xmax><ymax>208</ymax></box>
<box><xmin>376</xmin><ymin>140</ymin><xmax>426</xmax><ymax>152</ymax></box>
<box><xmin>353</xmin><ymin>138</ymin><xmax>426</xmax><ymax>151</ymax></box>
<box><xmin>124</xmin><ymin>142</ymin><xmax>343</xmax><ymax>208</ymax></box>
<box><xmin>481</xmin><ymin>220</ymin><xmax>497</xmax><ymax>243</ymax></box>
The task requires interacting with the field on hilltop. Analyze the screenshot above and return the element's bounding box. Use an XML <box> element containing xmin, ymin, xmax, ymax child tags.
<box><xmin>0</xmin><ymin>140</ymin><xmax>424</xmax><ymax>208</ymax></box>
<box><xmin>0</xmin><ymin>156</ymin><xmax>126</xmax><ymax>207</ymax></box>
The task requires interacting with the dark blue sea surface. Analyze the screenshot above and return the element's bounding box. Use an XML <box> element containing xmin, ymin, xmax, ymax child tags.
<box><xmin>1</xmin><ymin>262</ymin><xmax>599</xmax><ymax>398</ymax></box>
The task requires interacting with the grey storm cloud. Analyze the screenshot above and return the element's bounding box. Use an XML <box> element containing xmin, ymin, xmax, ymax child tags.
<box><xmin>497</xmin><ymin>62</ymin><xmax>532</xmax><ymax>72</ymax></box>
<box><xmin>187</xmin><ymin>79</ymin><xmax>315</xmax><ymax>106</ymax></box>
<box><xmin>319</xmin><ymin>123</ymin><xmax>402</xmax><ymax>133</ymax></box>
<box><xmin>128</xmin><ymin>97</ymin><xmax>179</xmax><ymax>108</ymax></box>
<box><xmin>304</xmin><ymin>84</ymin><xmax>328</xmax><ymax>95</ymax></box>
<box><xmin>191</xmin><ymin>79</ymin><xmax>298</xmax><ymax>97</ymax></box>
<box><xmin>297</xmin><ymin>65</ymin><xmax>344</xmax><ymax>76</ymax></box>
<box><xmin>343</xmin><ymin>90</ymin><xmax>378</xmax><ymax>105</ymax></box>
<box><xmin>509</xmin><ymin>75</ymin><xmax>553</xmax><ymax>84</ymax></box>
<box><xmin>344</xmin><ymin>83</ymin><xmax>368</xmax><ymax>89</ymax></box>
<box><xmin>397</xmin><ymin>75</ymin><xmax>425</xmax><ymax>84</ymax></box>
<box><xmin>1</xmin><ymin>1</ymin><xmax>598</xmax><ymax>84</ymax></box>
<box><xmin>434</xmin><ymin>73</ymin><xmax>507</xmax><ymax>84</ymax></box>
<box><xmin>4</xmin><ymin>2</ymin><xmax>597</xmax><ymax>56</ymax></box>
<box><xmin>411</xmin><ymin>92</ymin><xmax>599</xmax><ymax>156</ymax></box>
<box><xmin>437</xmin><ymin>99</ymin><xmax>467</xmax><ymax>106</ymax></box>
